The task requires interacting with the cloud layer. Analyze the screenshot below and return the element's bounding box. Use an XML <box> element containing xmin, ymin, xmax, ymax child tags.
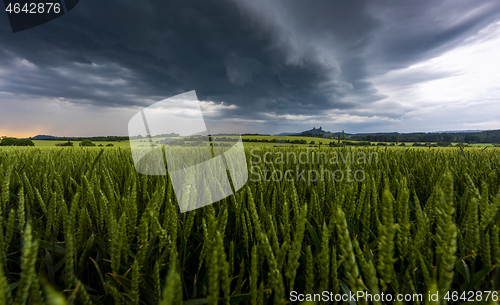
<box><xmin>1</xmin><ymin>0</ymin><xmax>499</xmax><ymax>136</ymax></box>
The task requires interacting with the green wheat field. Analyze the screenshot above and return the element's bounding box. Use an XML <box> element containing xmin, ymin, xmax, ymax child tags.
<box><xmin>0</xmin><ymin>146</ymin><xmax>499</xmax><ymax>304</ymax></box>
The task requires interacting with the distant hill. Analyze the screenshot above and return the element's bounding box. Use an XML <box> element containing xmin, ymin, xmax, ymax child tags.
<box><xmin>273</xmin><ymin>132</ymin><xmax>298</xmax><ymax>136</ymax></box>
<box><xmin>32</xmin><ymin>135</ymin><xmax>61</xmax><ymax>140</ymax></box>
<box><xmin>296</xmin><ymin>127</ymin><xmax>343</xmax><ymax>139</ymax></box>
<box><xmin>299</xmin><ymin>127</ymin><xmax>326</xmax><ymax>135</ymax></box>
<box><xmin>32</xmin><ymin>135</ymin><xmax>130</xmax><ymax>141</ymax></box>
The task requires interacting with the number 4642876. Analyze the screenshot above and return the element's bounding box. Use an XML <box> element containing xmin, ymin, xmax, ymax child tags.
<box><xmin>444</xmin><ymin>291</ymin><xmax>498</xmax><ymax>302</ymax></box>
<box><xmin>5</xmin><ymin>3</ymin><xmax>61</xmax><ymax>14</ymax></box>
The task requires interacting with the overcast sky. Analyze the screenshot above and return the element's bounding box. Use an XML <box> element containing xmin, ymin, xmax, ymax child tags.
<box><xmin>1</xmin><ymin>0</ymin><xmax>500</xmax><ymax>137</ymax></box>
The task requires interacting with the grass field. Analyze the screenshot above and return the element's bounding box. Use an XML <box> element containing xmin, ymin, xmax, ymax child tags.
<box><xmin>31</xmin><ymin>135</ymin><xmax>331</xmax><ymax>149</ymax></box>
<box><xmin>0</xmin><ymin>146</ymin><xmax>499</xmax><ymax>304</ymax></box>
<box><xmin>241</xmin><ymin>135</ymin><xmax>330</xmax><ymax>142</ymax></box>
<box><xmin>32</xmin><ymin>140</ymin><xmax>132</xmax><ymax>148</ymax></box>
<box><xmin>32</xmin><ymin>136</ymin><xmax>498</xmax><ymax>149</ymax></box>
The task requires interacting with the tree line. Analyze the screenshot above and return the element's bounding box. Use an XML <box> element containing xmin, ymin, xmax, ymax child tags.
<box><xmin>348</xmin><ymin>130</ymin><xmax>500</xmax><ymax>144</ymax></box>
<box><xmin>0</xmin><ymin>137</ymin><xmax>34</xmax><ymax>146</ymax></box>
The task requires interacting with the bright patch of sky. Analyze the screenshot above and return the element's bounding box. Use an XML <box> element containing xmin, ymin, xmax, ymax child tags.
<box><xmin>368</xmin><ymin>20</ymin><xmax>500</xmax><ymax>132</ymax></box>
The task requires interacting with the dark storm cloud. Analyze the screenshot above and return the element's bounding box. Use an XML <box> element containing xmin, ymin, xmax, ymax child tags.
<box><xmin>0</xmin><ymin>0</ymin><xmax>357</xmax><ymax>115</ymax></box>
<box><xmin>0</xmin><ymin>49</ymin><xmax>145</xmax><ymax>107</ymax></box>
<box><xmin>66</xmin><ymin>54</ymin><xmax>93</xmax><ymax>65</ymax></box>
<box><xmin>1</xmin><ymin>0</ymin><xmax>499</xmax><ymax>121</ymax></box>
<box><xmin>367</xmin><ymin>0</ymin><xmax>500</xmax><ymax>73</ymax></box>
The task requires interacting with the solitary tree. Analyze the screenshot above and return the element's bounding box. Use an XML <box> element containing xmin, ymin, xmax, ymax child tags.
<box><xmin>56</xmin><ymin>141</ymin><xmax>73</xmax><ymax>147</ymax></box>
<box><xmin>79</xmin><ymin>139</ymin><xmax>96</xmax><ymax>147</ymax></box>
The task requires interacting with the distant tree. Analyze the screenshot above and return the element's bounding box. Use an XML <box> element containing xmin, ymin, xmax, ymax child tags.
<box><xmin>79</xmin><ymin>139</ymin><xmax>96</xmax><ymax>147</ymax></box>
<box><xmin>56</xmin><ymin>141</ymin><xmax>74</xmax><ymax>147</ymax></box>
<box><xmin>442</xmin><ymin>134</ymin><xmax>454</xmax><ymax>142</ymax></box>
<box><xmin>437</xmin><ymin>142</ymin><xmax>452</xmax><ymax>147</ymax></box>
<box><xmin>464</xmin><ymin>134</ymin><xmax>483</xmax><ymax>144</ymax></box>
<box><xmin>0</xmin><ymin>138</ymin><xmax>16</xmax><ymax>146</ymax></box>
<box><xmin>19</xmin><ymin>139</ymin><xmax>35</xmax><ymax>146</ymax></box>
<box><xmin>310</xmin><ymin>141</ymin><xmax>315</xmax><ymax>145</ymax></box>
<box><xmin>0</xmin><ymin>137</ymin><xmax>34</xmax><ymax>146</ymax></box>
<box><xmin>106</xmin><ymin>143</ymin><xmax>114</xmax><ymax>147</ymax></box>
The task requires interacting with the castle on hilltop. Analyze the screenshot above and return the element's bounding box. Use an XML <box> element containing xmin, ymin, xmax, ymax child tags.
<box><xmin>302</xmin><ymin>126</ymin><xmax>326</xmax><ymax>134</ymax></box>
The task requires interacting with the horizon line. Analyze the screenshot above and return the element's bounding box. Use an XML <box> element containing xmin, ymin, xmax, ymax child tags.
<box><xmin>2</xmin><ymin>128</ymin><xmax>499</xmax><ymax>139</ymax></box>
